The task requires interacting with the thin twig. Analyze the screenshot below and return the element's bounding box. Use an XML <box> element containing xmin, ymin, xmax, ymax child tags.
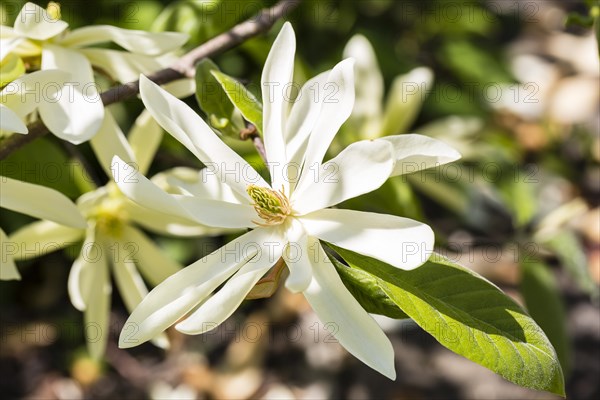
<box><xmin>0</xmin><ymin>0</ymin><xmax>302</xmax><ymax>160</ymax></box>
<box><xmin>240</xmin><ymin>124</ymin><xmax>268</xmax><ymax>164</ymax></box>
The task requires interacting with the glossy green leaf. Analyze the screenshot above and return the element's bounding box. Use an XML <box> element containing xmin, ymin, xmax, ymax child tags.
<box><xmin>332</xmin><ymin>255</ymin><xmax>409</xmax><ymax>319</ymax></box>
<box><xmin>211</xmin><ymin>70</ymin><xmax>263</xmax><ymax>132</ymax></box>
<box><xmin>521</xmin><ymin>260</ymin><xmax>571</xmax><ymax>375</ymax></box>
<box><xmin>194</xmin><ymin>59</ymin><xmax>243</xmax><ymax>137</ymax></box>
<box><xmin>331</xmin><ymin>245</ymin><xmax>565</xmax><ymax>396</ymax></box>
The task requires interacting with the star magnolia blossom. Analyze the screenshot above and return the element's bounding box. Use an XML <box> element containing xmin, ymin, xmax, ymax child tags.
<box><xmin>0</xmin><ymin>2</ymin><xmax>188</xmax><ymax>143</ymax></box>
<box><xmin>3</xmin><ymin>110</ymin><xmax>224</xmax><ymax>358</ymax></box>
<box><xmin>112</xmin><ymin>23</ymin><xmax>460</xmax><ymax>378</ymax></box>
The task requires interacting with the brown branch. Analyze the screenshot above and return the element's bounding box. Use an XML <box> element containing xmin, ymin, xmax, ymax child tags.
<box><xmin>0</xmin><ymin>0</ymin><xmax>301</xmax><ymax>160</ymax></box>
<box><xmin>240</xmin><ymin>124</ymin><xmax>268</xmax><ymax>164</ymax></box>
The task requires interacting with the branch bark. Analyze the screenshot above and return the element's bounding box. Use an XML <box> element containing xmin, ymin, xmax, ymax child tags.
<box><xmin>0</xmin><ymin>0</ymin><xmax>301</xmax><ymax>160</ymax></box>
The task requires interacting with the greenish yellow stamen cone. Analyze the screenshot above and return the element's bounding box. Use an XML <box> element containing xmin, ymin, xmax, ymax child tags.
<box><xmin>247</xmin><ymin>185</ymin><xmax>291</xmax><ymax>226</ymax></box>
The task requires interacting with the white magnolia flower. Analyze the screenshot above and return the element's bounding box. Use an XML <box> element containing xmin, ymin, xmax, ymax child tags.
<box><xmin>4</xmin><ymin>110</ymin><xmax>219</xmax><ymax>358</ymax></box>
<box><xmin>0</xmin><ymin>176</ymin><xmax>87</xmax><ymax>280</ymax></box>
<box><xmin>0</xmin><ymin>2</ymin><xmax>188</xmax><ymax>143</ymax></box>
<box><xmin>112</xmin><ymin>23</ymin><xmax>460</xmax><ymax>378</ymax></box>
<box><xmin>342</xmin><ymin>34</ymin><xmax>433</xmax><ymax>142</ymax></box>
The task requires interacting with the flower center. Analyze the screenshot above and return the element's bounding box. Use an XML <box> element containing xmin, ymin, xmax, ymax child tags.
<box><xmin>84</xmin><ymin>184</ymin><xmax>129</xmax><ymax>237</ymax></box>
<box><xmin>247</xmin><ymin>185</ymin><xmax>291</xmax><ymax>226</ymax></box>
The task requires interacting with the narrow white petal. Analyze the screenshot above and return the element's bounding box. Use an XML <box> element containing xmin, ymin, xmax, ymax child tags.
<box><xmin>57</xmin><ymin>26</ymin><xmax>188</xmax><ymax>56</ymax></box>
<box><xmin>67</xmin><ymin>228</ymin><xmax>97</xmax><ymax>311</ymax></box>
<box><xmin>83</xmin><ymin>237</ymin><xmax>111</xmax><ymax>359</ymax></box>
<box><xmin>0</xmin><ymin>37</ymin><xmax>24</xmax><ymax>62</ymax></box>
<box><xmin>0</xmin><ymin>176</ymin><xmax>87</xmax><ymax>228</ymax></box>
<box><xmin>1</xmin><ymin>228</ymin><xmax>21</xmax><ymax>280</ymax></box>
<box><xmin>128</xmin><ymin>110</ymin><xmax>163</xmax><ymax>175</ymax></box>
<box><xmin>0</xmin><ymin>104</ymin><xmax>27</xmax><ymax>134</ymax></box>
<box><xmin>139</xmin><ymin>75</ymin><xmax>267</xmax><ymax>198</ymax></box>
<box><xmin>303</xmin><ymin>241</ymin><xmax>396</xmax><ymax>379</ymax></box>
<box><xmin>79</xmin><ymin>48</ymin><xmax>164</xmax><ymax>83</ymax></box>
<box><xmin>8</xmin><ymin>220</ymin><xmax>84</xmax><ymax>260</ymax></box>
<box><xmin>175</xmin><ymin>232</ymin><xmax>285</xmax><ymax>334</ymax></box>
<box><xmin>293</xmin><ymin>140</ymin><xmax>394</xmax><ymax>215</ymax></box>
<box><xmin>121</xmin><ymin>225</ymin><xmax>182</xmax><ymax>287</ymax></box>
<box><xmin>282</xmin><ymin>219</ymin><xmax>312</xmax><ymax>293</ymax></box>
<box><xmin>111</xmin><ymin>155</ymin><xmax>198</xmax><ymax>223</ymax></box>
<box><xmin>261</xmin><ymin>22</ymin><xmax>295</xmax><ymax>190</ymax></box>
<box><xmin>13</xmin><ymin>2</ymin><xmax>68</xmax><ymax>40</ymax></box>
<box><xmin>90</xmin><ymin>111</ymin><xmax>136</xmax><ymax>177</ymax></box>
<box><xmin>39</xmin><ymin>45</ymin><xmax>104</xmax><ymax>143</ymax></box>
<box><xmin>118</xmin><ymin>229</ymin><xmax>267</xmax><ymax>348</ymax></box>
<box><xmin>302</xmin><ymin>208</ymin><xmax>434</xmax><ymax>270</ymax></box>
<box><xmin>299</xmin><ymin>58</ymin><xmax>355</xmax><ymax>170</ymax></box>
<box><xmin>343</xmin><ymin>34</ymin><xmax>384</xmax><ymax>137</ymax></box>
<box><xmin>379</xmin><ymin>134</ymin><xmax>461</xmax><ymax>176</ymax></box>
<box><xmin>173</xmin><ymin>195</ymin><xmax>256</xmax><ymax>229</ymax></box>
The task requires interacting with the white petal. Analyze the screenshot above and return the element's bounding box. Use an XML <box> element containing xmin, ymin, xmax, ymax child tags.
<box><xmin>13</xmin><ymin>2</ymin><xmax>68</xmax><ymax>40</ymax></box>
<box><xmin>0</xmin><ymin>37</ymin><xmax>24</xmax><ymax>61</ymax></box>
<box><xmin>302</xmin><ymin>208</ymin><xmax>434</xmax><ymax>271</ymax></box>
<box><xmin>1</xmin><ymin>228</ymin><xmax>20</xmax><ymax>280</ymax></box>
<box><xmin>282</xmin><ymin>219</ymin><xmax>312</xmax><ymax>293</ymax></box>
<box><xmin>293</xmin><ymin>140</ymin><xmax>394</xmax><ymax>215</ymax></box>
<box><xmin>139</xmin><ymin>75</ymin><xmax>267</xmax><ymax>198</ymax></box>
<box><xmin>7</xmin><ymin>220</ymin><xmax>84</xmax><ymax>260</ymax></box>
<box><xmin>380</xmin><ymin>67</ymin><xmax>433</xmax><ymax>136</ymax></box>
<box><xmin>39</xmin><ymin>45</ymin><xmax>104</xmax><ymax>143</ymax></box>
<box><xmin>261</xmin><ymin>22</ymin><xmax>295</xmax><ymax>190</ymax></box>
<box><xmin>79</xmin><ymin>48</ymin><xmax>164</xmax><ymax>83</ymax></box>
<box><xmin>118</xmin><ymin>229</ymin><xmax>266</xmax><ymax>348</ymax></box>
<box><xmin>175</xmin><ymin>233</ymin><xmax>284</xmax><ymax>334</ymax></box>
<box><xmin>0</xmin><ymin>176</ymin><xmax>87</xmax><ymax>228</ymax></box>
<box><xmin>111</xmin><ymin>155</ymin><xmax>198</xmax><ymax>223</ymax></box>
<box><xmin>0</xmin><ymin>104</ymin><xmax>27</xmax><ymax>134</ymax></box>
<box><xmin>128</xmin><ymin>110</ymin><xmax>163</xmax><ymax>175</ymax></box>
<box><xmin>174</xmin><ymin>195</ymin><xmax>256</xmax><ymax>229</ymax></box>
<box><xmin>379</xmin><ymin>134</ymin><xmax>461</xmax><ymax>176</ymax></box>
<box><xmin>121</xmin><ymin>225</ymin><xmax>181</xmax><ymax>287</ymax></box>
<box><xmin>284</xmin><ymin>70</ymin><xmax>330</xmax><ymax>170</ymax></box>
<box><xmin>90</xmin><ymin>111</ymin><xmax>136</xmax><ymax>177</ymax></box>
<box><xmin>343</xmin><ymin>34</ymin><xmax>384</xmax><ymax>137</ymax></box>
<box><xmin>83</xmin><ymin>237</ymin><xmax>111</xmax><ymax>359</ymax></box>
<box><xmin>299</xmin><ymin>58</ymin><xmax>355</xmax><ymax>170</ymax></box>
<box><xmin>67</xmin><ymin>228</ymin><xmax>97</xmax><ymax>311</ymax></box>
<box><xmin>302</xmin><ymin>241</ymin><xmax>396</xmax><ymax>379</ymax></box>
<box><xmin>57</xmin><ymin>26</ymin><xmax>188</xmax><ymax>56</ymax></box>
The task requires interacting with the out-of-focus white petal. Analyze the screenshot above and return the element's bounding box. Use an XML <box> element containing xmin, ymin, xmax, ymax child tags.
<box><xmin>90</xmin><ymin>111</ymin><xmax>135</xmax><ymax>177</ymax></box>
<box><xmin>57</xmin><ymin>26</ymin><xmax>188</xmax><ymax>56</ymax></box>
<box><xmin>0</xmin><ymin>176</ymin><xmax>87</xmax><ymax>228</ymax></box>
<box><xmin>8</xmin><ymin>220</ymin><xmax>84</xmax><ymax>260</ymax></box>
<box><xmin>13</xmin><ymin>2</ymin><xmax>68</xmax><ymax>40</ymax></box>
<box><xmin>379</xmin><ymin>134</ymin><xmax>461</xmax><ymax>177</ymax></box>
<box><xmin>39</xmin><ymin>44</ymin><xmax>104</xmax><ymax>143</ymax></box>
<box><xmin>0</xmin><ymin>104</ymin><xmax>27</xmax><ymax>134</ymax></box>
<box><xmin>175</xmin><ymin>231</ymin><xmax>284</xmax><ymax>334</ymax></box>
<box><xmin>139</xmin><ymin>75</ymin><xmax>267</xmax><ymax>198</ymax></box>
<box><xmin>83</xmin><ymin>236</ymin><xmax>111</xmax><ymax>359</ymax></box>
<box><xmin>380</xmin><ymin>67</ymin><xmax>433</xmax><ymax>136</ymax></box>
<box><xmin>303</xmin><ymin>241</ymin><xmax>396</xmax><ymax>379</ymax></box>
<box><xmin>282</xmin><ymin>220</ymin><xmax>313</xmax><ymax>293</ymax></box>
<box><xmin>343</xmin><ymin>34</ymin><xmax>384</xmax><ymax>136</ymax></box>
<box><xmin>302</xmin><ymin>208</ymin><xmax>434</xmax><ymax>271</ymax></box>
<box><xmin>261</xmin><ymin>21</ymin><xmax>295</xmax><ymax>191</ymax></box>
<box><xmin>0</xmin><ymin>37</ymin><xmax>24</xmax><ymax>61</ymax></box>
<box><xmin>79</xmin><ymin>48</ymin><xmax>164</xmax><ymax>83</ymax></box>
<box><xmin>118</xmin><ymin>229</ymin><xmax>267</xmax><ymax>348</ymax></box>
<box><xmin>127</xmin><ymin>110</ymin><xmax>163</xmax><ymax>175</ymax></box>
<box><xmin>67</xmin><ymin>228</ymin><xmax>96</xmax><ymax>311</ymax></box>
<box><xmin>121</xmin><ymin>225</ymin><xmax>181</xmax><ymax>287</ymax></box>
<box><xmin>1</xmin><ymin>228</ymin><xmax>21</xmax><ymax>280</ymax></box>
<box><xmin>293</xmin><ymin>140</ymin><xmax>394</xmax><ymax>215</ymax></box>
<box><xmin>299</xmin><ymin>58</ymin><xmax>355</xmax><ymax>170</ymax></box>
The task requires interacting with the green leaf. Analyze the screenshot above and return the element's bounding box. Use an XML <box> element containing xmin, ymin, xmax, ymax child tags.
<box><xmin>194</xmin><ymin>59</ymin><xmax>243</xmax><ymax>137</ymax></box>
<box><xmin>521</xmin><ymin>260</ymin><xmax>571</xmax><ymax>376</ymax></box>
<box><xmin>332</xmin><ymin>255</ymin><xmax>409</xmax><ymax>319</ymax></box>
<box><xmin>330</xmin><ymin>245</ymin><xmax>565</xmax><ymax>396</ymax></box>
<box><xmin>211</xmin><ymin>70</ymin><xmax>263</xmax><ymax>132</ymax></box>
